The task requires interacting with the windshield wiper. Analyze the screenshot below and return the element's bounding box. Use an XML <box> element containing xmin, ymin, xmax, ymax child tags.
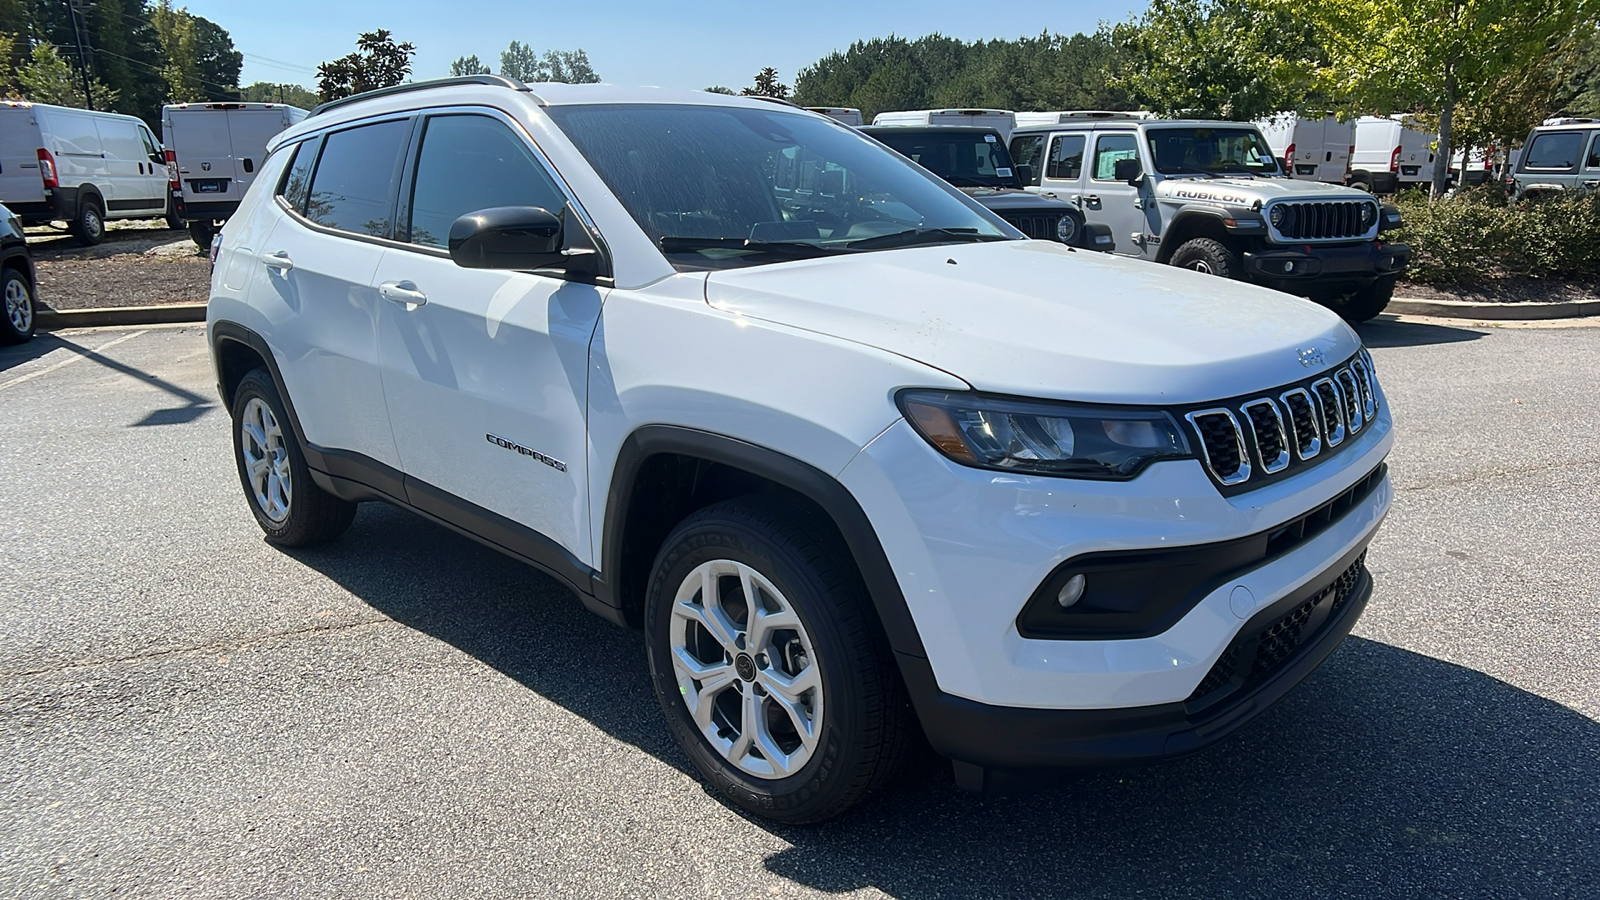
<box><xmin>659</xmin><ymin>236</ymin><xmax>842</xmax><ymax>258</ymax></box>
<box><xmin>1158</xmin><ymin>166</ymin><xmax>1220</xmax><ymax>178</ymax></box>
<box><xmin>844</xmin><ymin>228</ymin><xmax>1010</xmax><ymax>250</ymax></box>
<box><xmin>939</xmin><ymin>175</ymin><xmax>999</xmax><ymax>187</ymax></box>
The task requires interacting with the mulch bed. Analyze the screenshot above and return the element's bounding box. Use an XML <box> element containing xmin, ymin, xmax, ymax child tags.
<box><xmin>1396</xmin><ymin>278</ymin><xmax>1600</xmax><ymax>305</ymax></box>
<box><xmin>26</xmin><ymin>223</ymin><xmax>210</xmax><ymax>311</ymax></box>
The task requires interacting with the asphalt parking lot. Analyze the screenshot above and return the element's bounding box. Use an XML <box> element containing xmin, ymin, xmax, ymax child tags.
<box><xmin>2</xmin><ymin>319</ymin><xmax>1597</xmax><ymax>899</ymax></box>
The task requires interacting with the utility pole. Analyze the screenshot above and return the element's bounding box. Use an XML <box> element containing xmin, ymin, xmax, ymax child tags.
<box><xmin>64</xmin><ymin>0</ymin><xmax>96</xmax><ymax>110</ymax></box>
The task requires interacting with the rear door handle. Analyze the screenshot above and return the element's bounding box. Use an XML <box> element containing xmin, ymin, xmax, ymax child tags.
<box><xmin>379</xmin><ymin>280</ymin><xmax>428</xmax><ymax>308</ymax></box>
<box><xmin>1083</xmin><ymin>194</ymin><xmax>1101</xmax><ymax>206</ymax></box>
<box><xmin>263</xmin><ymin>251</ymin><xmax>293</xmax><ymax>272</ymax></box>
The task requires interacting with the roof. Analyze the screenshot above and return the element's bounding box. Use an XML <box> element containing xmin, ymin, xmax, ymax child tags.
<box><xmin>307</xmin><ymin>75</ymin><xmax>808</xmax><ymax>118</ymax></box>
<box><xmin>860</xmin><ymin>125</ymin><xmax>1004</xmax><ymax>134</ymax></box>
<box><xmin>1011</xmin><ymin>118</ymin><xmax>1261</xmax><ymax>134</ymax></box>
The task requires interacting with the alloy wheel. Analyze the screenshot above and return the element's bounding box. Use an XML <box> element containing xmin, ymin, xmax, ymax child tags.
<box><xmin>668</xmin><ymin>559</ymin><xmax>824</xmax><ymax>779</ymax></box>
<box><xmin>239</xmin><ymin>397</ymin><xmax>292</xmax><ymax>523</ymax></box>
<box><xmin>4</xmin><ymin>277</ymin><xmax>30</xmax><ymax>333</ymax></box>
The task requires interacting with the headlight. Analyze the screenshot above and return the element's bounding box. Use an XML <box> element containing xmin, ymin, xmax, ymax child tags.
<box><xmin>899</xmin><ymin>390</ymin><xmax>1191</xmax><ymax>479</ymax></box>
<box><xmin>1269</xmin><ymin>204</ymin><xmax>1285</xmax><ymax>227</ymax></box>
<box><xmin>1361</xmin><ymin>203</ymin><xmax>1377</xmax><ymax>227</ymax></box>
<box><xmin>1055</xmin><ymin>215</ymin><xmax>1078</xmax><ymax>244</ymax></box>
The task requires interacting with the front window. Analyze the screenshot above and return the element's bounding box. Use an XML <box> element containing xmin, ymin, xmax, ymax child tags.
<box><xmin>546</xmin><ymin>103</ymin><xmax>1012</xmax><ymax>270</ymax></box>
<box><xmin>869</xmin><ymin>130</ymin><xmax>1018</xmax><ymax>189</ymax></box>
<box><xmin>1145</xmin><ymin>127</ymin><xmax>1282</xmax><ymax>176</ymax></box>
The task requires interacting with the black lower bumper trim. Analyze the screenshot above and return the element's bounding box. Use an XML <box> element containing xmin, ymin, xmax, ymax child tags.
<box><xmin>901</xmin><ymin>538</ymin><xmax>1374</xmax><ymax>777</ymax></box>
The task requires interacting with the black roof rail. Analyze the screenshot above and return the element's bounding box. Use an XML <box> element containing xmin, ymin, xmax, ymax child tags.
<box><xmin>307</xmin><ymin>75</ymin><xmax>531</xmax><ymax>118</ymax></box>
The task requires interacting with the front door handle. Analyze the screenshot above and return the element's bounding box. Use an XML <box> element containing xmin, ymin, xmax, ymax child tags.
<box><xmin>379</xmin><ymin>280</ymin><xmax>429</xmax><ymax>308</ymax></box>
<box><xmin>263</xmin><ymin>251</ymin><xmax>294</xmax><ymax>272</ymax></box>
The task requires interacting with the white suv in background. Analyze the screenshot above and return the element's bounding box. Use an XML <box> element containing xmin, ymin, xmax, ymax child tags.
<box><xmin>208</xmin><ymin>77</ymin><xmax>1394</xmax><ymax>822</ymax></box>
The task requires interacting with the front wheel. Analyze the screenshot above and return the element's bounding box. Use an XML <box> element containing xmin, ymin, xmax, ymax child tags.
<box><xmin>645</xmin><ymin>497</ymin><xmax>911</xmax><ymax>823</ymax></box>
<box><xmin>230</xmin><ymin>369</ymin><xmax>356</xmax><ymax>546</ymax></box>
<box><xmin>1</xmin><ymin>267</ymin><xmax>35</xmax><ymax>345</ymax></box>
<box><xmin>189</xmin><ymin>220</ymin><xmax>216</xmax><ymax>252</ymax></box>
<box><xmin>1329</xmin><ymin>278</ymin><xmax>1396</xmax><ymax>323</ymax></box>
<box><xmin>1168</xmin><ymin>237</ymin><xmax>1236</xmax><ymax>278</ymax></box>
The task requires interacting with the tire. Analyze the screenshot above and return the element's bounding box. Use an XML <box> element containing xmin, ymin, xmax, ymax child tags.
<box><xmin>0</xmin><ymin>267</ymin><xmax>35</xmax><ymax>345</ymax></box>
<box><xmin>1330</xmin><ymin>278</ymin><xmax>1395</xmax><ymax>323</ymax></box>
<box><xmin>230</xmin><ymin>369</ymin><xmax>356</xmax><ymax>546</ymax></box>
<box><xmin>644</xmin><ymin>496</ymin><xmax>911</xmax><ymax>823</ymax></box>
<box><xmin>1349</xmin><ymin>180</ymin><xmax>1372</xmax><ymax>193</ymax></box>
<box><xmin>189</xmin><ymin>220</ymin><xmax>215</xmax><ymax>252</ymax></box>
<box><xmin>165</xmin><ymin>199</ymin><xmax>185</xmax><ymax>231</ymax></box>
<box><xmin>1168</xmin><ymin>237</ymin><xmax>1236</xmax><ymax>278</ymax></box>
<box><xmin>70</xmin><ymin>196</ymin><xmax>105</xmax><ymax>246</ymax></box>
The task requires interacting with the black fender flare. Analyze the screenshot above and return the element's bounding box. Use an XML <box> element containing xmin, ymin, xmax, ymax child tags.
<box><xmin>598</xmin><ymin>425</ymin><xmax>929</xmax><ymax>660</ymax></box>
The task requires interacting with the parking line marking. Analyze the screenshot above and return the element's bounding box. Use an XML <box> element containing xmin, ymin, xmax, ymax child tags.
<box><xmin>0</xmin><ymin>330</ymin><xmax>150</xmax><ymax>392</ymax></box>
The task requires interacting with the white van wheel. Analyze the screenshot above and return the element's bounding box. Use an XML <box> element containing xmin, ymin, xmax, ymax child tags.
<box><xmin>71</xmin><ymin>197</ymin><xmax>105</xmax><ymax>246</ymax></box>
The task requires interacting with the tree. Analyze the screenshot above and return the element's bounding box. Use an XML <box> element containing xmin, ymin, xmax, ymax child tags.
<box><xmin>497</xmin><ymin>41</ymin><xmax>601</xmax><ymax>83</ymax></box>
<box><xmin>703</xmin><ymin>85</ymin><xmax>736</xmax><ymax>94</ymax></box>
<box><xmin>193</xmin><ymin>15</ymin><xmax>242</xmax><ymax>101</ymax></box>
<box><xmin>16</xmin><ymin>42</ymin><xmax>118</xmax><ymax>108</ymax></box>
<box><xmin>499</xmin><ymin>40</ymin><xmax>540</xmax><ymax>81</ymax></box>
<box><xmin>151</xmin><ymin>1</ymin><xmax>204</xmax><ymax>102</ymax></box>
<box><xmin>1109</xmin><ymin>0</ymin><xmax>1321</xmax><ymax>120</ymax></box>
<box><xmin>1288</xmin><ymin>0</ymin><xmax>1596</xmax><ymax>197</ymax></box>
<box><xmin>742</xmin><ymin>66</ymin><xmax>789</xmax><ymax>98</ymax></box>
<box><xmin>317</xmin><ymin>29</ymin><xmax>415</xmax><ymax>102</ymax></box>
<box><xmin>450</xmin><ymin>54</ymin><xmax>490</xmax><ymax>76</ymax></box>
<box><xmin>240</xmin><ymin>81</ymin><xmax>320</xmax><ymax>108</ymax></box>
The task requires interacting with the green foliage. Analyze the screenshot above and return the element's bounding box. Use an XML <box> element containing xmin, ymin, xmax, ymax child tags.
<box><xmin>449</xmin><ymin>54</ymin><xmax>490</xmax><ymax>76</ymax></box>
<box><xmin>240</xmin><ymin>81</ymin><xmax>319</xmax><ymax>108</ymax></box>
<box><xmin>1556</xmin><ymin>27</ymin><xmax>1600</xmax><ymax>117</ymax></box>
<box><xmin>499</xmin><ymin>40</ymin><xmax>539</xmax><ymax>81</ymax></box>
<box><xmin>791</xmin><ymin>32</ymin><xmax>1132</xmax><ymax>121</ymax></box>
<box><xmin>1390</xmin><ymin>185</ymin><xmax>1600</xmax><ymax>283</ymax></box>
<box><xmin>318</xmin><ymin>29</ymin><xmax>415</xmax><ymax>101</ymax></box>
<box><xmin>16</xmin><ymin>41</ymin><xmax>118</xmax><ymax>108</ymax></box>
<box><xmin>1108</xmin><ymin>0</ymin><xmax>1321</xmax><ymax>119</ymax></box>
<box><xmin>741</xmin><ymin>67</ymin><xmax>789</xmax><ymax>98</ymax></box>
<box><xmin>703</xmin><ymin>85</ymin><xmax>736</xmax><ymax>95</ymax></box>
<box><xmin>496</xmin><ymin>42</ymin><xmax>600</xmax><ymax>84</ymax></box>
<box><xmin>152</xmin><ymin>1</ymin><xmax>203</xmax><ymax>102</ymax></box>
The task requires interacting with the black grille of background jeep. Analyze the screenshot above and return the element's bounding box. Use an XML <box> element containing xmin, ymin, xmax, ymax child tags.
<box><xmin>1271</xmin><ymin>200</ymin><xmax>1375</xmax><ymax>240</ymax></box>
<box><xmin>1184</xmin><ymin>351</ymin><xmax>1379</xmax><ymax>493</ymax></box>
<box><xmin>999</xmin><ymin>212</ymin><xmax>1064</xmax><ymax>241</ymax></box>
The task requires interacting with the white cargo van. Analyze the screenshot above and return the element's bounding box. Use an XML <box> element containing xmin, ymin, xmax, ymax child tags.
<box><xmin>0</xmin><ymin>100</ymin><xmax>172</xmax><ymax>244</ymax></box>
<box><xmin>1254</xmin><ymin>113</ymin><xmax>1354</xmax><ymax>185</ymax></box>
<box><xmin>871</xmin><ymin>108</ymin><xmax>1015</xmax><ymax>142</ymax></box>
<box><xmin>1351</xmin><ymin>115</ymin><xmax>1436</xmax><ymax>193</ymax></box>
<box><xmin>805</xmin><ymin>107</ymin><xmax>863</xmax><ymax>126</ymax></box>
<box><xmin>163</xmin><ymin>102</ymin><xmax>307</xmax><ymax>248</ymax></box>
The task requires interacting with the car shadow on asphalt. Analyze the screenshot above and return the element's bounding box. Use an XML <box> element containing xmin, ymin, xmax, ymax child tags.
<box><xmin>1355</xmin><ymin>315</ymin><xmax>1489</xmax><ymax>348</ymax></box>
<box><xmin>292</xmin><ymin>503</ymin><xmax>1598</xmax><ymax>899</ymax></box>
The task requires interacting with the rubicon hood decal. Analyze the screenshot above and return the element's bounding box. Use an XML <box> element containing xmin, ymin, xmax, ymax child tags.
<box><xmin>705</xmin><ymin>242</ymin><xmax>1358</xmax><ymax>405</ymax></box>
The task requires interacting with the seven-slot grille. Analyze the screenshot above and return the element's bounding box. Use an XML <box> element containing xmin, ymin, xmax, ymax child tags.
<box><xmin>1000</xmin><ymin>212</ymin><xmax>1065</xmax><ymax>241</ymax></box>
<box><xmin>1184</xmin><ymin>352</ymin><xmax>1379</xmax><ymax>491</ymax></box>
<box><xmin>1270</xmin><ymin>200</ymin><xmax>1376</xmax><ymax>241</ymax></box>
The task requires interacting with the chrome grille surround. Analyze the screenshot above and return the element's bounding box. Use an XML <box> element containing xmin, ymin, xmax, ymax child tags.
<box><xmin>1178</xmin><ymin>352</ymin><xmax>1379</xmax><ymax>492</ymax></box>
<box><xmin>1240</xmin><ymin>399</ymin><xmax>1291</xmax><ymax>474</ymax></box>
<box><xmin>1184</xmin><ymin>409</ymin><xmax>1252</xmax><ymax>485</ymax></box>
<box><xmin>1265</xmin><ymin>199</ymin><xmax>1380</xmax><ymax>243</ymax></box>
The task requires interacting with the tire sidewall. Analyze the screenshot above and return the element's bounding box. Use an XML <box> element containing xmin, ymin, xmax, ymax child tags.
<box><xmin>0</xmin><ymin>269</ymin><xmax>34</xmax><ymax>344</ymax></box>
<box><xmin>76</xmin><ymin>198</ymin><xmax>104</xmax><ymax>245</ymax></box>
<box><xmin>644</xmin><ymin>514</ymin><xmax>864</xmax><ymax>819</ymax></box>
<box><xmin>230</xmin><ymin>371</ymin><xmax>307</xmax><ymax>542</ymax></box>
<box><xmin>1171</xmin><ymin>238</ymin><xmax>1233</xmax><ymax>277</ymax></box>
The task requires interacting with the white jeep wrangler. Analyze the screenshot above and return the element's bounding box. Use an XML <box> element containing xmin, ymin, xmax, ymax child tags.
<box><xmin>208</xmin><ymin>78</ymin><xmax>1394</xmax><ymax>822</ymax></box>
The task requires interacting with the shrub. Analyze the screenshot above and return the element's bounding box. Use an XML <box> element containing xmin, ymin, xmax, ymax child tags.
<box><xmin>1389</xmin><ymin>185</ymin><xmax>1600</xmax><ymax>284</ymax></box>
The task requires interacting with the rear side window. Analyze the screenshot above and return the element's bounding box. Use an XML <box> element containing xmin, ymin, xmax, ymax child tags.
<box><xmin>305</xmin><ymin>119</ymin><xmax>412</xmax><ymax>237</ymax></box>
<box><xmin>1523</xmin><ymin>132</ymin><xmax>1583</xmax><ymax>171</ymax></box>
<box><xmin>1587</xmin><ymin>134</ymin><xmax>1600</xmax><ymax>169</ymax></box>
<box><xmin>1047</xmin><ymin>134</ymin><xmax>1086</xmax><ymax>180</ymax></box>
<box><xmin>1009</xmin><ymin>134</ymin><xmax>1044</xmax><ymax>185</ymax></box>
<box><xmin>277</xmin><ymin>139</ymin><xmax>318</xmax><ymax>213</ymax></box>
<box><xmin>1091</xmin><ymin>133</ymin><xmax>1138</xmax><ymax>180</ymax></box>
<box><xmin>405</xmin><ymin>115</ymin><xmax>566</xmax><ymax>248</ymax></box>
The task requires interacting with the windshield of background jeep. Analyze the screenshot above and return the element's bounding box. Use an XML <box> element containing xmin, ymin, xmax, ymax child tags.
<box><xmin>546</xmin><ymin>104</ymin><xmax>1012</xmax><ymax>269</ymax></box>
<box><xmin>1145</xmin><ymin>127</ymin><xmax>1282</xmax><ymax>177</ymax></box>
<box><xmin>868</xmin><ymin>130</ymin><xmax>1021</xmax><ymax>189</ymax></box>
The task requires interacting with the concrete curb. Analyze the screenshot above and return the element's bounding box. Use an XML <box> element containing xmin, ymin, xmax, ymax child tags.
<box><xmin>1388</xmin><ymin>296</ymin><xmax>1600</xmax><ymax>320</ymax></box>
<box><xmin>36</xmin><ymin>304</ymin><xmax>207</xmax><ymax>330</ymax></box>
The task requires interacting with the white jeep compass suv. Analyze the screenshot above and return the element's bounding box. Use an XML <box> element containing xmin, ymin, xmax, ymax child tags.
<box><xmin>207</xmin><ymin>77</ymin><xmax>1394</xmax><ymax>823</ymax></box>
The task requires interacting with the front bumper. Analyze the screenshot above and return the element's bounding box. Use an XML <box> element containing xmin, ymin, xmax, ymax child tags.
<box><xmin>1244</xmin><ymin>241</ymin><xmax>1410</xmax><ymax>295</ymax></box>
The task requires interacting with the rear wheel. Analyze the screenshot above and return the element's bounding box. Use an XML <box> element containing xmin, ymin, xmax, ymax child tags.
<box><xmin>1329</xmin><ymin>278</ymin><xmax>1396</xmax><ymax>323</ymax></box>
<box><xmin>645</xmin><ymin>497</ymin><xmax>911</xmax><ymax>823</ymax></box>
<box><xmin>70</xmin><ymin>196</ymin><xmax>104</xmax><ymax>246</ymax></box>
<box><xmin>0</xmin><ymin>267</ymin><xmax>35</xmax><ymax>345</ymax></box>
<box><xmin>1169</xmin><ymin>237</ymin><xmax>1236</xmax><ymax>278</ymax></box>
<box><xmin>230</xmin><ymin>369</ymin><xmax>356</xmax><ymax>546</ymax></box>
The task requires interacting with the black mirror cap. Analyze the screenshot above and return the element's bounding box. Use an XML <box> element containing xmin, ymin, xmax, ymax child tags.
<box><xmin>449</xmin><ymin>206</ymin><xmax>566</xmax><ymax>270</ymax></box>
<box><xmin>1113</xmin><ymin>157</ymin><xmax>1143</xmax><ymax>184</ymax></box>
<box><xmin>1378</xmin><ymin>202</ymin><xmax>1403</xmax><ymax>232</ymax></box>
<box><xmin>1084</xmin><ymin>222</ymin><xmax>1115</xmax><ymax>252</ymax></box>
<box><xmin>1014</xmin><ymin>163</ymin><xmax>1036</xmax><ymax>186</ymax></box>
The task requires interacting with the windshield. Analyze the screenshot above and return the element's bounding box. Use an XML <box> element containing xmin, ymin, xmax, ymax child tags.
<box><xmin>1145</xmin><ymin>127</ymin><xmax>1282</xmax><ymax>176</ymax></box>
<box><xmin>868</xmin><ymin>130</ymin><xmax>1021</xmax><ymax>189</ymax></box>
<box><xmin>546</xmin><ymin>104</ymin><xmax>1013</xmax><ymax>269</ymax></box>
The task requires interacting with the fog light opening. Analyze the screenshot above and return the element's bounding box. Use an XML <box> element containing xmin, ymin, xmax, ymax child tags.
<box><xmin>1057</xmin><ymin>573</ymin><xmax>1087</xmax><ymax>608</ymax></box>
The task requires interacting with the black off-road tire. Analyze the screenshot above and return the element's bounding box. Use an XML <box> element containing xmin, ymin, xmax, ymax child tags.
<box><xmin>0</xmin><ymin>267</ymin><xmax>35</xmax><ymax>345</ymax></box>
<box><xmin>644</xmin><ymin>496</ymin><xmax>912</xmax><ymax>823</ymax></box>
<box><xmin>70</xmin><ymin>196</ymin><xmax>105</xmax><ymax>246</ymax></box>
<box><xmin>230</xmin><ymin>369</ymin><xmax>356</xmax><ymax>546</ymax></box>
<box><xmin>189</xmin><ymin>220</ymin><xmax>216</xmax><ymax>252</ymax></box>
<box><xmin>1331</xmin><ymin>277</ymin><xmax>1396</xmax><ymax>323</ymax></box>
<box><xmin>1169</xmin><ymin>237</ymin><xmax>1237</xmax><ymax>278</ymax></box>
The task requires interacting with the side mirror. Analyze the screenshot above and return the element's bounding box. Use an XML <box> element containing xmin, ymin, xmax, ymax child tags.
<box><xmin>449</xmin><ymin>206</ymin><xmax>597</xmax><ymax>273</ymax></box>
<box><xmin>1014</xmin><ymin>163</ymin><xmax>1036</xmax><ymax>186</ymax></box>
<box><xmin>1113</xmin><ymin>157</ymin><xmax>1143</xmax><ymax>185</ymax></box>
<box><xmin>1084</xmin><ymin>222</ymin><xmax>1115</xmax><ymax>252</ymax></box>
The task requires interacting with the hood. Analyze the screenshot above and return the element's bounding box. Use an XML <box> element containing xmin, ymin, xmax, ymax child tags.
<box><xmin>963</xmin><ymin>188</ymin><xmax>1077</xmax><ymax>212</ymax></box>
<box><xmin>1155</xmin><ymin>176</ymin><xmax>1375</xmax><ymax>207</ymax></box>
<box><xmin>704</xmin><ymin>241</ymin><xmax>1358</xmax><ymax>405</ymax></box>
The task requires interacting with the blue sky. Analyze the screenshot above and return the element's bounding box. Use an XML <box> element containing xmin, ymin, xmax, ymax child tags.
<box><xmin>180</xmin><ymin>0</ymin><xmax>1148</xmax><ymax>93</ymax></box>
